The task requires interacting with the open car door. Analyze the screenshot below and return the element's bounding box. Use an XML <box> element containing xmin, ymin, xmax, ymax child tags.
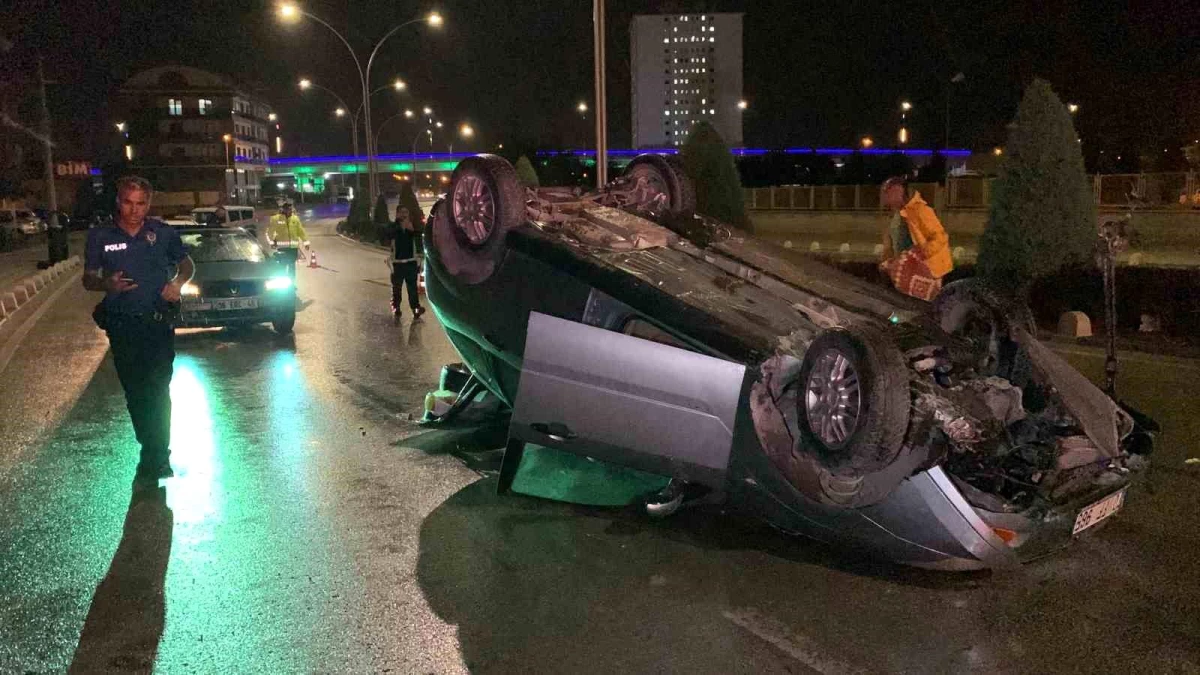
<box><xmin>504</xmin><ymin>312</ymin><xmax>747</xmax><ymax>490</ymax></box>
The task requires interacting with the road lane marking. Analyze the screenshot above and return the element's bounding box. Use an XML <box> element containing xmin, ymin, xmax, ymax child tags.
<box><xmin>723</xmin><ymin>607</ymin><xmax>865</xmax><ymax>675</ymax></box>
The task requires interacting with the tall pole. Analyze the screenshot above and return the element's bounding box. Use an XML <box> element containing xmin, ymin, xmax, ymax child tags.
<box><xmin>37</xmin><ymin>56</ymin><xmax>59</xmax><ymax>228</ymax></box>
<box><xmin>593</xmin><ymin>0</ymin><xmax>607</xmax><ymax>188</ymax></box>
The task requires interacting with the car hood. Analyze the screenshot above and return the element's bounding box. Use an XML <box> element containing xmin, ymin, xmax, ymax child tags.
<box><xmin>191</xmin><ymin>260</ymin><xmax>286</xmax><ymax>281</ymax></box>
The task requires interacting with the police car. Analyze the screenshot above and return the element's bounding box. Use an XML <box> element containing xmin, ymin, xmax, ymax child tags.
<box><xmin>175</xmin><ymin>226</ymin><xmax>297</xmax><ymax>334</ymax></box>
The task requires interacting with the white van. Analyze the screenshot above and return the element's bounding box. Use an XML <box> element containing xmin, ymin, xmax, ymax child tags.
<box><xmin>191</xmin><ymin>206</ymin><xmax>257</xmax><ymax>229</ymax></box>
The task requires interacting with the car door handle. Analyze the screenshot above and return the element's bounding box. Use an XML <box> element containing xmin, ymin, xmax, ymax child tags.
<box><xmin>530</xmin><ymin>422</ymin><xmax>576</xmax><ymax>442</ymax></box>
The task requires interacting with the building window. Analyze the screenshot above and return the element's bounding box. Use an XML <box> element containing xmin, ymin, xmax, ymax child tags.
<box><xmin>168</xmin><ymin>99</ymin><xmax>182</xmax><ymax>116</ymax></box>
<box><xmin>199</xmin><ymin>99</ymin><xmax>213</xmax><ymax>115</ymax></box>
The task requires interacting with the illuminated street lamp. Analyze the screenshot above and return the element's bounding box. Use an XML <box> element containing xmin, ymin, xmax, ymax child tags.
<box><xmin>861</xmin><ymin>136</ymin><xmax>873</xmax><ymax>149</ymax></box>
<box><xmin>900</xmin><ymin>101</ymin><xmax>913</xmax><ymax>112</ymax></box>
<box><xmin>423</xmin><ymin>106</ymin><xmax>433</xmax><ymax>117</ymax></box>
<box><xmin>268</xmin><ymin>113</ymin><xmax>278</xmax><ymax>122</ymax></box>
<box><xmin>278</xmin><ymin>3</ymin><xmax>443</xmax><ymax>199</ymax></box>
<box><xmin>404</xmin><ymin>109</ymin><xmax>415</xmax><ymax>119</ymax></box>
<box><xmin>1067</xmin><ymin>103</ymin><xmax>1080</xmax><ymax>114</ymax></box>
<box><xmin>993</xmin><ymin>147</ymin><xmax>1003</xmax><ymax>156</ymax></box>
<box><xmin>737</xmin><ymin>99</ymin><xmax>748</xmax><ymax>110</ymax></box>
<box><xmin>577</xmin><ymin>101</ymin><xmax>588</xmax><ymax>114</ymax></box>
<box><xmin>394</xmin><ymin>79</ymin><xmax>407</xmax><ymax>91</ymax></box>
<box><xmin>115</xmin><ymin>122</ymin><xmax>126</xmax><ymax>132</ymax></box>
<box><xmin>298</xmin><ymin>77</ymin><xmax>363</xmax><ymax>190</ymax></box>
<box><xmin>335</xmin><ymin>107</ymin><xmax>346</xmax><ymax>117</ymax></box>
<box><xmin>222</xmin><ymin>133</ymin><xmax>233</xmax><ymax>168</ymax></box>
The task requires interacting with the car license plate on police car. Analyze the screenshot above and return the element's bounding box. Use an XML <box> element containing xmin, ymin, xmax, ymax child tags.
<box><xmin>1073</xmin><ymin>488</ymin><xmax>1126</xmax><ymax>535</ymax></box>
<box><xmin>194</xmin><ymin>297</ymin><xmax>259</xmax><ymax>311</ymax></box>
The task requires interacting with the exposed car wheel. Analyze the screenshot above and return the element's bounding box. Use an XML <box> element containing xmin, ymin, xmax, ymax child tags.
<box><xmin>432</xmin><ymin>155</ymin><xmax>525</xmax><ymax>285</ymax></box>
<box><xmin>272</xmin><ymin>311</ymin><xmax>296</xmax><ymax>335</ymax></box>
<box><xmin>623</xmin><ymin>154</ymin><xmax>696</xmax><ymax>218</ymax></box>
<box><xmin>932</xmin><ymin>278</ymin><xmax>1034</xmax><ymax>384</ymax></box>
<box><xmin>795</xmin><ymin>326</ymin><xmax>909</xmax><ymax>475</ymax></box>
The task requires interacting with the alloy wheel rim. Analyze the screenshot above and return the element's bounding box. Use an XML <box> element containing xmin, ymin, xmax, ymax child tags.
<box><xmin>452</xmin><ymin>174</ymin><xmax>496</xmax><ymax>245</ymax></box>
<box><xmin>804</xmin><ymin>349</ymin><xmax>862</xmax><ymax>447</ymax></box>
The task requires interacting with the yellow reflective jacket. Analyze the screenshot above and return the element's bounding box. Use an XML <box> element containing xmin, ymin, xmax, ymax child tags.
<box><xmin>266</xmin><ymin>214</ymin><xmax>308</xmax><ymax>247</ymax></box>
<box><xmin>881</xmin><ymin>192</ymin><xmax>953</xmax><ymax>278</ymax></box>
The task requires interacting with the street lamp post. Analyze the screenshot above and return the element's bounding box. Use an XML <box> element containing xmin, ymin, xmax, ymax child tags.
<box><xmin>448</xmin><ymin>123</ymin><xmax>474</xmax><ymax>155</ymax></box>
<box><xmin>299</xmin><ymin>78</ymin><xmax>361</xmax><ymax>193</ymax></box>
<box><xmin>592</xmin><ymin>0</ymin><xmax>607</xmax><ymax>187</ymax></box>
<box><xmin>279</xmin><ymin>4</ymin><xmax>441</xmax><ymax>200</ymax></box>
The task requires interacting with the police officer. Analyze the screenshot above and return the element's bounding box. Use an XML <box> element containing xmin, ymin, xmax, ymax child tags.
<box><xmin>265</xmin><ymin>201</ymin><xmax>309</xmax><ymax>276</ymax></box>
<box><xmin>83</xmin><ymin>176</ymin><xmax>194</xmax><ymax>484</ymax></box>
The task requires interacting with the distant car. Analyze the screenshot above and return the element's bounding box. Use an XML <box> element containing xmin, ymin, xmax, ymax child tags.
<box><xmin>423</xmin><ymin>153</ymin><xmax>1157</xmax><ymax>571</ymax></box>
<box><xmin>191</xmin><ymin>206</ymin><xmax>259</xmax><ymax>235</ymax></box>
<box><xmin>162</xmin><ymin>214</ymin><xmax>200</xmax><ymax>227</ymax></box>
<box><xmin>176</xmin><ymin>226</ymin><xmax>297</xmax><ymax>334</ymax></box>
<box><xmin>10</xmin><ymin>209</ymin><xmax>46</xmax><ymax>235</ymax></box>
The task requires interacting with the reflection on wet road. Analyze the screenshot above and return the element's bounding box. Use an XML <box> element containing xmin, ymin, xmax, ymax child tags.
<box><xmin>0</xmin><ymin>208</ymin><xmax>1197</xmax><ymax>673</ymax></box>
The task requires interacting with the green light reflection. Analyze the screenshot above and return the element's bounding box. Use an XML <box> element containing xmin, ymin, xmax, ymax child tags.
<box><xmin>166</xmin><ymin>357</ymin><xmax>219</xmax><ymax>525</ymax></box>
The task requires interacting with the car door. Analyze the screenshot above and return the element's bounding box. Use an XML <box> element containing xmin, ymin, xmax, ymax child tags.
<box><xmin>508</xmin><ymin>311</ymin><xmax>747</xmax><ymax>488</ymax></box>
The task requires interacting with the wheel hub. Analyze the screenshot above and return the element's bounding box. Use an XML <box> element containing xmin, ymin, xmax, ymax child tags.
<box><xmin>804</xmin><ymin>349</ymin><xmax>862</xmax><ymax>447</ymax></box>
<box><xmin>452</xmin><ymin>174</ymin><xmax>496</xmax><ymax>245</ymax></box>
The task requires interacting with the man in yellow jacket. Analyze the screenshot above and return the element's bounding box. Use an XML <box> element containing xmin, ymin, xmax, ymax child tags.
<box><xmin>265</xmin><ymin>201</ymin><xmax>309</xmax><ymax>276</ymax></box>
<box><xmin>879</xmin><ymin>176</ymin><xmax>952</xmax><ymax>300</ymax></box>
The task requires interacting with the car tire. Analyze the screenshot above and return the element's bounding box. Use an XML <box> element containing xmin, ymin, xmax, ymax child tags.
<box><xmin>623</xmin><ymin>154</ymin><xmax>697</xmax><ymax>218</ymax></box>
<box><xmin>795</xmin><ymin>326</ymin><xmax>909</xmax><ymax>476</ymax></box>
<box><xmin>431</xmin><ymin>155</ymin><xmax>525</xmax><ymax>286</ymax></box>
<box><xmin>272</xmin><ymin>311</ymin><xmax>296</xmax><ymax>335</ymax></box>
<box><xmin>932</xmin><ymin>278</ymin><xmax>1034</xmax><ymax>385</ymax></box>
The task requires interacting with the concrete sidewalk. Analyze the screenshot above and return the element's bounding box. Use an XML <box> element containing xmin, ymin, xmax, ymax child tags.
<box><xmin>0</xmin><ymin>233</ymin><xmax>86</xmax><ymax>290</ymax></box>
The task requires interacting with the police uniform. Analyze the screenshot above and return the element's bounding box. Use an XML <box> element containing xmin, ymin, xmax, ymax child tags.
<box><xmin>85</xmin><ymin>218</ymin><xmax>187</xmax><ymax>477</ymax></box>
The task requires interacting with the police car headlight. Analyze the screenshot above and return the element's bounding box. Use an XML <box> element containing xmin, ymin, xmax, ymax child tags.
<box><xmin>264</xmin><ymin>276</ymin><xmax>292</xmax><ymax>291</ymax></box>
<box><xmin>181</xmin><ymin>282</ymin><xmax>201</xmax><ymax>296</ymax></box>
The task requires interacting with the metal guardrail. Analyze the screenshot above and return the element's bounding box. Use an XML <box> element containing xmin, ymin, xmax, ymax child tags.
<box><xmin>746</xmin><ymin>172</ymin><xmax>1200</xmax><ymax>211</ymax></box>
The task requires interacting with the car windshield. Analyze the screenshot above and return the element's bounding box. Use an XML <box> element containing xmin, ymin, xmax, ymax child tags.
<box><xmin>182</xmin><ymin>231</ymin><xmax>265</xmax><ymax>263</ymax></box>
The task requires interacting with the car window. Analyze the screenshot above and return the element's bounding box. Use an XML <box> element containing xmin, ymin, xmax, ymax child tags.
<box><xmin>181</xmin><ymin>231</ymin><xmax>265</xmax><ymax>263</ymax></box>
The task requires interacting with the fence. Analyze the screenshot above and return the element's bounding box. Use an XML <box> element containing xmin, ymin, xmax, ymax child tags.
<box><xmin>745</xmin><ymin>172</ymin><xmax>1200</xmax><ymax>211</ymax></box>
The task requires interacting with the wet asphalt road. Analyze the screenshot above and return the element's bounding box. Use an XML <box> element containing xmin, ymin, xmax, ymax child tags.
<box><xmin>1</xmin><ymin>206</ymin><xmax>1199</xmax><ymax>674</ymax></box>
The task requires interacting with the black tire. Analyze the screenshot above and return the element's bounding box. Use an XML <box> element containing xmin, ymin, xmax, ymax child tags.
<box><xmin>932</xmin><ymin>278</ymin><xmax>1034</xmax><ymax>383</ymax></box>
<box><xmin>272</xmin><ymin>311</ymin><xmax>295</xmax><ymax>335</ymax></box>
<box><xmin>795</xmin><ymin>326</ymin><xmax>909</xmax><ymax>475</ymax></box>
<box><xmin>623</xmin><ymin>154</ymin><xmax>697</xmax><ymax>218</ymax></box>
<box><xmin>433</xmin><ymin>155</ymin><xmax>525</xmax><ymax>285</ymax></box>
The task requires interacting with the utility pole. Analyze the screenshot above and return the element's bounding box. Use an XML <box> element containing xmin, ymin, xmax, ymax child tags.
<box><xmin>593</xmin><ymin>0</ymin><xmax>607</xmax><ymax>187</ymax></box>
<box><xmin>37</xmin><ymin>57</ymin><xmax>60</xmax><ymax>228</ymax></box>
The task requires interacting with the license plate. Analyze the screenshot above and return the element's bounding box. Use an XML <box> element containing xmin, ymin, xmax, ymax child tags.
<box><xmin>190</xmin><ymin>297</ymin><xmax>259</xmax><ymax>311</ymax></box>
<box><xmin>1073</xmin><ymin>489</ymin><xmax>1126</xmax><ymax>535</ymax></box>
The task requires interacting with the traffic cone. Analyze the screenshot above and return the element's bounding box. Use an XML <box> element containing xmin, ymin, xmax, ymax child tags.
<box><xmin>308</xmin><ymin>249</ymin><xmax>318</xmax><ymax>269</ymax></box>
<box><xmin>417</xmin><ymin>271</ymin><xmax>426</xmax><ymax>295</ymax></box>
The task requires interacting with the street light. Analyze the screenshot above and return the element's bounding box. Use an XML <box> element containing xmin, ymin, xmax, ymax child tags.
<box><xmin>115</xmin><ymin>122</ymin><xmax>126</xmax><ymax>132</ymax></box>
<box><xmin>278</xmin><ymin>4</ymin><xmax>443</xmax><ymax>200</ymax></box>
<box><xmin>394</xmin><ymin>79</ymin><xmax>407</xmax><ymax>91</ymax></box>
<box><xmin>423</xmin><ymin>106</ymin><xmax>433</xmax><ymax>116</ymax></box>
<box><xmin>1068</xmin><ymin>103</ymin><xmax>1080</xmax><ymax>114</ymax></box>
<box><xmin>737</xmin><ymin>99</ymin><xmax>748</xmax><ymax>110</ymax></box>
<box><xmin>449</xmin><ymin>123</ymin><xmax>474</xmax><ymax>154</ymax></box>
<box><xmin>861</xmin><ymin>136</ymin><xmax>874</xmax><ymax>149</ymax></box>
<box><xmin>222</xmin><ymin>133</ymin><xmax>233</xmax><ymax>169</ymax></box>
<box><xmin>900</xmin><ymin>101</ymin><xmax>913</xmax><ymax>112</ymax></box>
<box><xmin>298</xmin><ymin>77</ymin><xmax>362</xmax><ymax>191</ymax></box>
<box><xmin>993</xmin><ymin>147</ymin><xmax>1003</xmax><ymax>156</ymax></box>
<box><xmin>404</xmin><ymin>109</ymin><xmax>415</xmax><ymax>118</ymax></box>
<box><xmin>577</xmin><ymin>101</ymin><xmax>588</xmax><ymax>114</ymax></box>
<box><xmin>268</xmin><ymin>113</ymin><xmax>278</xmax><ymax>122</ymax></box>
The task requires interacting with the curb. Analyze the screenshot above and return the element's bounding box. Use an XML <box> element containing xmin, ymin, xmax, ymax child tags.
<box><xmin>0</xmin><ymin>255</ymin><xmax>81</xmax><ymax>332</ymax></box>
<box><xmin>337</xmin><ymin>232</ymin><xmax>390</xmax><ymax>253</ymax></box>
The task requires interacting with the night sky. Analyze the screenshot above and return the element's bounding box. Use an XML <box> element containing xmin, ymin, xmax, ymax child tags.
<box><xmin>1</xmin><ymin>0</ymin><xmax>1197</xmax><ymax>166</ymax></box>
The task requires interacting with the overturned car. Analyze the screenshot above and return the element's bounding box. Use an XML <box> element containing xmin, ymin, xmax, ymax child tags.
<box><xmin>422</xmin><ymin>153</ymin><xmax>1155</xmax><ymax>570</ymax></box>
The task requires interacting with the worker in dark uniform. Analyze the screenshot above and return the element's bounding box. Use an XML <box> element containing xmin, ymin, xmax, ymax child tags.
<box><xmin>83</xmin><ymin>176</ymin><xmax>194</xmax><ymax>485</ymax></box>
<box><xmin>379</xmin><ymin>204</ymin><xmax>426</xmax><ymax>323</ymax></box>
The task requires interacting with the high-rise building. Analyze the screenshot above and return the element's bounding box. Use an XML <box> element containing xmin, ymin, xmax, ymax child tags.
<box><xmin>631</xmin><ymin>12</ymin><xmax>744</xmax><ymax>149</ymax></box>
